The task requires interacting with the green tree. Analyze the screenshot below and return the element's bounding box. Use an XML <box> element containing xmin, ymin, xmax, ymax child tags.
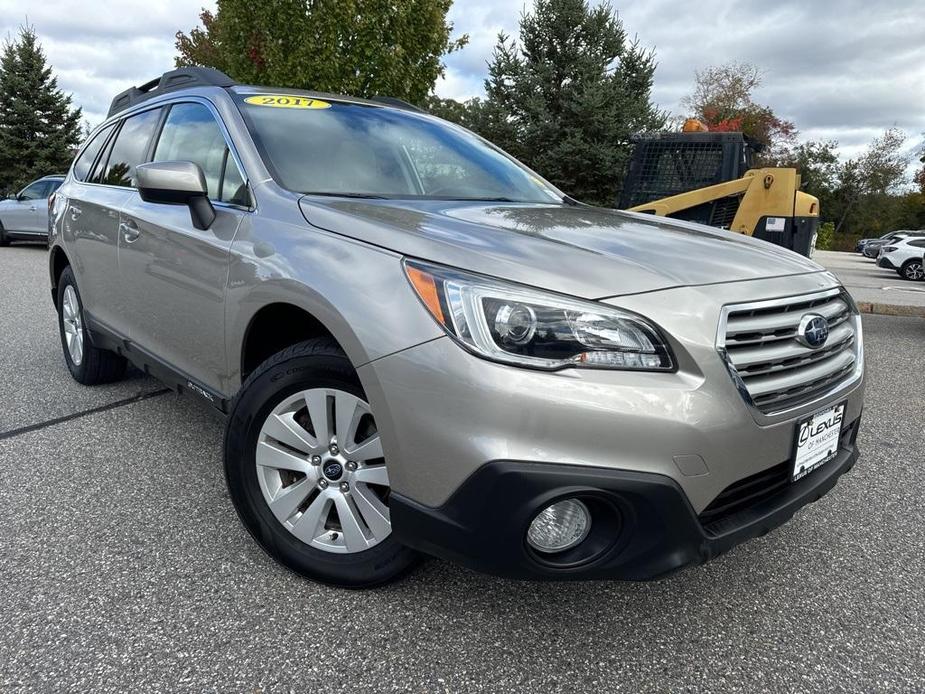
<box><xmin>786</xmin><ymin>140</ymin><xmax>840</xmax><ymax>199</ymax></box>
<box><xmin>815</xmin><ymin>221</ymin><xmax>835</xmax><ymax>250</ymax></box>
<box><xmin>832</xmin><ymin>128</ymin><xmax>908</xmax><ymax>233</ymax></box>
<box><xmin>914</xmin><ymin>136</ymin><xmax>925</xmax><ymax>195</ymax></box>
<box><xmin>0</xmin><ymin>25</ymin><xmax>82</xmax><ymax>193</ymax></box>
<box><xmin>681</xmin><ymin>62</ymin><xmax>796</xmax><ymax>162</ymax></box>
<box><xmin>176</xmin><ymin>0</ymin><xmax>467</xmax><ymax>104</ymax></box>
<box><xmin>423</xmin><ymin>95</ymin><xmax>487</xmax><ymax>131</ymax></box>
<box><xmin>461</xmin><ymin>0</ymin><xmax>666</xmax><ymax>206</ymax></box>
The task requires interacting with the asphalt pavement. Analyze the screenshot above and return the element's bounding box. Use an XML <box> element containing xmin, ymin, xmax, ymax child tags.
<box><xmin>1</xmin><ymin>243</ymin><xmax>924</xmax><ymax>693</ymax></box>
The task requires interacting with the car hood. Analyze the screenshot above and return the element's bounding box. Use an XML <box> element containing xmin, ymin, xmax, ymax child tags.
<box><xmin>298</xmin><ymin>198</ymin><xmax>824</xmax><ymax>299</ymax></box>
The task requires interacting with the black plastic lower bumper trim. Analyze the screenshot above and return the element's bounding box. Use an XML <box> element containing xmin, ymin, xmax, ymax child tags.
<box><xmin>391</xmin><ymin>425</ymin><xmax>860</xmax><ymax>581</ymax></box>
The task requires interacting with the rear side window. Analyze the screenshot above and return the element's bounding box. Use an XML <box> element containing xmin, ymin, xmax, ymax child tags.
<box><xmin>153</xmin><ymin>102</ymin><xmax>246</xmax><ymax>204</ymax></box>
<box><xmin>72</xmin><ymin>124</ymin><xmax>114</xmax><ymax>182</ymax></box>
<box><xmin>909</xmin><ymin>240</ymin><xmax>925</xmax><ymax>248</ymax></box>
<box><xmin>98</xmin><ymin>108</ymin><xmax>162</xmax><ymax>187</ymax></box>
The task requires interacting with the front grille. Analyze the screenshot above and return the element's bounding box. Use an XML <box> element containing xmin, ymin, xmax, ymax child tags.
<box><xmin>699</xmin><ymin>419</ymin><xmax>859</xmax><ymax>536</ymax></box>
<box><xmin>717</xmin><ymin>289</ymin><xmax>861</xmax><ymax>414</ymax></box>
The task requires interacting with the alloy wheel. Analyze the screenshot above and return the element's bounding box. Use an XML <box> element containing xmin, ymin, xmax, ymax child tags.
<box><xmin>255</xmin><ymin>388</ymin><xmax>391</xmax><ymax>554</ymax></box>
<box><xmin>62</xmin><ymin>285</ymin><xmax>84</xmax><ymax>366</ymax></box>
<box><xmin>903</xmin><ymin>262</ymin><xmax>924</xmax><ymax>281</ymax></box>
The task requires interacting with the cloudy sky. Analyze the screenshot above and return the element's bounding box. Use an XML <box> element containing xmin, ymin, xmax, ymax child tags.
<box><xmin>3</xmin><ymin>0</ymin><xmax>924</xmax><ymax>165</ymax></box>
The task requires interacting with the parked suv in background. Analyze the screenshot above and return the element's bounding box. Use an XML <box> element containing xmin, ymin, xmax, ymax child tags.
<box><xmin>48</xmin><ymin>69</ymin><xmax>865</xmax><ymax>587</ymax></box>
<box><xmin>862</xmin><ymin>231</ymin><xmax>925</xmax><ymax>259</ymax></box>
<box><xmin>877</xmin><ymin>237</ymin><xmax>925</xmax><ymax>280</ymax></box>
<box><xmin>0</xmin><ymin>175</ymin><xmax>63</xmax><ymax>245</ymax></box>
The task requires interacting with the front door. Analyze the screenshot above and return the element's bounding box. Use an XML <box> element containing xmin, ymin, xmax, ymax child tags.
<box><xmin>5</xmin><ymin>180</ymin><xmax>47</xmax><ymax>234</ymax></box>
<box><xmin>118</xmin><ymin>101</ymin><xmax>250</xmax><ymax>394</ymax></box>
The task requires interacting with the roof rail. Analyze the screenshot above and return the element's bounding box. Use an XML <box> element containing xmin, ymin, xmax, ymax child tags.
<box><xmin>107</xmin><ymin>67</ymin><xmax>236</xmax><ymax>117</ymax></box>
<box><xmin>369</xmin><ymin>96</ymin><xmax>426</xmax><ymax>114</ymax></box>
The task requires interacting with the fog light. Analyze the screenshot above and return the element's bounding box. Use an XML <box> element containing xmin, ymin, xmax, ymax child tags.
<box><xmin>526</xmin><ymin>499</ymin><xmax>591</xmax><ymax>553</ymax></box>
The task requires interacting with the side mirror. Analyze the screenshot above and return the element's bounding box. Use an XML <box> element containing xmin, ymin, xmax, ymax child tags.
<box><xmin>136</xmin><ymin>161</ymin><xmax>216</xmax><ymax>230</ymax></box>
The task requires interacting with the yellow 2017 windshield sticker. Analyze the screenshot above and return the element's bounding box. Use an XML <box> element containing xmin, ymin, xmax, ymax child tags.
<box><xmin>244</xmin><ymin>95</ymin><xmax>331</xmax><ymax>109</ymax></box>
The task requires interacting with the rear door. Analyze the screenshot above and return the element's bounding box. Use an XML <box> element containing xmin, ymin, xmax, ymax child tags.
<box><xmin>69</xmin><ymin>109</ymin><xmax>162</xmax><ymax>334</ymax></box>
<box><xmin>118</xmin><ymin>100</ymin><xmax>249</xmax><ymax>393</ymax></box>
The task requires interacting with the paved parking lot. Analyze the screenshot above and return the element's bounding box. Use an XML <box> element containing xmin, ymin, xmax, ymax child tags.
<box><xmin>816</xmin><ymin>250</ymin><xmax>925</xmax><ymax>316</ymax></box>
<box><xmin>1</xmin><ymin>244</ymin><xmax>924</xmax><ymax>693</ymax></box>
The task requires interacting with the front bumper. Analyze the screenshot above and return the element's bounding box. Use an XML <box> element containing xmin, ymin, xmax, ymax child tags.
<box><xmin>359</xmin><ymin>272</ymin><xmax>865</xmax><ymax>579</ymax></box>
<box><xmin>391</xmin><ymin>415</ymin><xmax>861</xmax><ymax>580</ymax></box>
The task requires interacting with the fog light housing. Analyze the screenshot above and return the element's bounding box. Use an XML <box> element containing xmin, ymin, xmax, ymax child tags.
<box><xmin>526</xmin><ymin>499</ymin><xmax>591</xmax><ymax>553</ymax></box>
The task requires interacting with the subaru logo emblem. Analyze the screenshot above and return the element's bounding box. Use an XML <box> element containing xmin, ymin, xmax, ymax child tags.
<box><xmin>323</xmin><ymin>461</ymin><xmax>344</xmax><ymax>481</ymax></box>
<box><xmin>797</xmin><ymin>314</ymin><xmax>829</xmax><ymax>349</ymax></box>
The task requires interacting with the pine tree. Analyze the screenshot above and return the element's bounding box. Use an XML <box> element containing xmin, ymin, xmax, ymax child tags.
<box><xmin>476</xmin><ymin>0</ymin><xmax>666</xmax><ymax>206</ymax></box>
<box><xmin>0</xmin><ymin>26</ymin><xmax>82</xmax><ymax>193</ymax></box>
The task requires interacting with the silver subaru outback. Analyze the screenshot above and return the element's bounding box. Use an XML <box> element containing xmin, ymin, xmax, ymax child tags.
<box><xmin>48</xmin><ymin>68</ymin><xmax>864</xmax><ymax>587</ymax></box>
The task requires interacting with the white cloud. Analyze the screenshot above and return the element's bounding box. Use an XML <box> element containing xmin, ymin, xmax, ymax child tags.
<box><xmin>438</xmin><ymin>0</ymin><xmax>925</xmax><ymax>163</ymax></box>
<box><xmin>2</xmin><ymin>0</ymin><xmax>922</xmax><ymax>163</ymax></box>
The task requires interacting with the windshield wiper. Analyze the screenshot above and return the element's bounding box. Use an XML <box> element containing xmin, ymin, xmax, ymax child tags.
<box><xmin>301</xmin><ymin>191</ymin><xmax>389</xmax><ymax>199</ymax></box>
<box><xmin>423</xmin><ymin>196</ymin><xmax>520</xmax><ymax>203</ymax></box>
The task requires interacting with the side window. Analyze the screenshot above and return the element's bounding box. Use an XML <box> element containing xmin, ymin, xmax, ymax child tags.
<box><xmin>18</xmin><ymin>181</ymin><xmax>48</xmax><ymax>200</ymax></box>
<box><xmin>99</xmin><ymin>108</ymin><xmax>162</xmax><ymax>187</ymax></box>
<box><xmin>47</xmin><ymin>180</ymin><xmax>63</xmax><ymax>195</ymax></box>
<box><xmin>153</xmin><ymin>102</ymin><xmax>246</xmax><ymax>203</ymax></box>
<box><xmin>909</xmin><ymin>240</ymin><xmax>925</xmax><ymax>248</ymax></box>
<box><xmin>220</xmin><ymin>151</ymin><xmax>248</xmax><ymax>205</ymax></box>
<box><xmin>72</xmin><ymin>124</ymin><xmax>114</xmax><ymax>182</ymax></box>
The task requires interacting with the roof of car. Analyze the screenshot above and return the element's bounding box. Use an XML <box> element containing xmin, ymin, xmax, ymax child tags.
<box><xmin>108</xmin><ymin>67</ymin><xmax>425</xmax><ymax>118</ymax></box>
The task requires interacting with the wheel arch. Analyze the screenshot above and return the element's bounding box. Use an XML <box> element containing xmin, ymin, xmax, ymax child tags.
<box><xmin>49</xmin><ymin>245</ymin><xmax>71</xmax><ymax>309</ymax></box>
<box><xmin>237</xmin><ymin>300</ymin><xmax>354</xmax><ymax>385</ymax></box>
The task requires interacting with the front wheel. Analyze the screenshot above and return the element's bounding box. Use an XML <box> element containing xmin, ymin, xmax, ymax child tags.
<box><xmin>224</xmin><ymin>338</ymin><xmax>420</xmax><ymax>587</ymax></box>
<box><xmin>899</xmin><ymin>259</ymin><xmax>924</xmax><ymax>281</ymax></box>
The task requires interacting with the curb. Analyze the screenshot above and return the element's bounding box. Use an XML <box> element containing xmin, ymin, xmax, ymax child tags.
<box><xmin>856</xmin><ymin>301</ymin><xmax>925</xmax><ymax>318</ymax></box>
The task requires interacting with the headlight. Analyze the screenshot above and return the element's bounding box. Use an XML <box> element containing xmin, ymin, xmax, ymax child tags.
<box><xmin>403</xmin><ymin>259</ymin><xmax>674</xmax><ymax>371</ymax></box>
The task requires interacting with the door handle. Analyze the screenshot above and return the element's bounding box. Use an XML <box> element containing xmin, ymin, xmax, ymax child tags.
<box><xmin>29</xmin><ymin>205</ymin><xmax>36</xmax><ymax>211</ymax></box>
<box><xmin>119</xmin><ymin>220</ymin><xmax>140</xmax><ymax>243</ymax></box>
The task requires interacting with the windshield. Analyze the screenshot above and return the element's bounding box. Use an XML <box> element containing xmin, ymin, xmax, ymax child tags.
<box><xmin>236</xmin><ymin>94</ymin><xmax>563</xmax><ymax>203</ymax></box>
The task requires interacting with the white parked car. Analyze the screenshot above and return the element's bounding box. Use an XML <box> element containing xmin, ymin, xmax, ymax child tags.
<box><xmin>877</xmin><ymin>236</ymin><xmax>925</xmax><ymax>281</ymax></box>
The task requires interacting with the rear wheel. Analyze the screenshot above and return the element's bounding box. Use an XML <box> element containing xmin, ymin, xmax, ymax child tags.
<box><xmin>224</xmin><ymin>338</ymin><xmax>419</xmax><ymax>587</ymax></box>
<box><xmin>0</xmin><ymin>222</ymin><xmax>8</xmax><ymax>247</ymax></box>
<box><xmin>899</xmin><ymin>259</ymin><xmax>924</xmax><ymax>281</ymax></box>
<box><xmin>57</xmin><ymin>266</ymin><xmax>127</xmax><ymax>384</ymax></box>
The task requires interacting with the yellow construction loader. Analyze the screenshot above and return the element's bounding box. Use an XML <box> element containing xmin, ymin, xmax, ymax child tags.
<box><xmin>618</xmin><ymin>120</ymin><xmax>819</xmax><ymax>257</ymax></box>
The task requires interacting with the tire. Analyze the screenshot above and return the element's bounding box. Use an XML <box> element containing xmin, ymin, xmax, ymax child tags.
<box><xmin>899</xmin><ymin>259</ymin><xmax>924</xmax><ymax>281</ymax></box>
<box><xmin>57</xmin><ymin>266</ymin><xmax>128</xmax><ymax>384</ymax></box>
<box><xmin>224</xmin><ymin>338</ymin><xmax>420</xmax><ymax>588</ymax></box>
<box><xmin>0</xmin><ymin>222</ymin><xmax>8</xmax><ymax>247</ymax></box>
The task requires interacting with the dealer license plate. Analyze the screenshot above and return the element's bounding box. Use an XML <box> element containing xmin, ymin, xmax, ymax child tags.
<box><xmin>792</xmin><ymin>403</ymin><xmax>845</xmax><ymax>482</ymax></box>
